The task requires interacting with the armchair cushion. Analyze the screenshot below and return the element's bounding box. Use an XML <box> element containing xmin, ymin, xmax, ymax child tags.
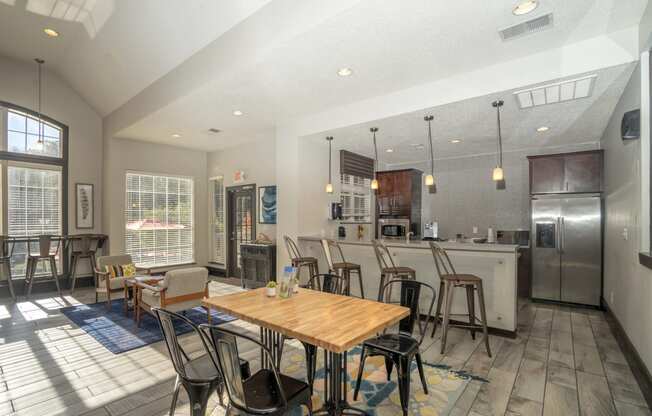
<box><xmin>105</xmin><ymin>263</ymin><xmax>136</xmax><ymax>278</ymax></box>
<box><xmin>139</xmin><ymin>267</ymin><xmax>208</xmax><ymax>313</ymax></box>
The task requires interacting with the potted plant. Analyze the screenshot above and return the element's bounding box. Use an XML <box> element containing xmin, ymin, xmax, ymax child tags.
<box><xmin>266</xmin><ymin>281</ymin><xmax>277</xmax><ymax>297</ymax></box>
<box><xmin>291</xmin><ymin>277</ymin><xmax>300</xmax><ymax>293</ymax></box>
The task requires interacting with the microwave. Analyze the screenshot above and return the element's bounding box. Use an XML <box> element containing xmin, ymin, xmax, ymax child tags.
<box><xmin>378</xmin><ymin>219</ymin><xmax>410</xmax><ymax>239</ymax></box>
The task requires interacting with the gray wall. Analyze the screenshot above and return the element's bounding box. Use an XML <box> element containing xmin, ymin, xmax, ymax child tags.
<box><xmin>601</xmin><ymin>61</ymin><xmax>652</xmax><ymax>374</ymax></box>
<box><xmin>388</xmin><ymin>142</ymin><xmax>599</xmax><ymax>239</ymax></box>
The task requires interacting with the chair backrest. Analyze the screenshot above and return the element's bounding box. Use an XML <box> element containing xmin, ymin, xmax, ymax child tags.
<box><xmin>379</xmin><ymin>279</ymin><xmax>436</xmax><ymax>345</ymax></box>
<box><xmin>163</xmin><ymin>267</ymin><xmax>208</xmax><ymax>297</ymax></box>
<box><xmin>320</xmin><ymin>239</ymin><xmax>334</xmax><ymax>271</ymax></box>
<box><xmin>372</xmin><ymin>239</ymin><xmax>396</xmax><ymax>270</ymax></box>
<box><xmin>153</xmin><ymin>308</ymin><xmax>219</xmax><ymax>383</ymax></box>
<box><xmin>429</xmin><ymin>242</ymin><xmax>456</xmax><ymax>277</ymax></box>
<box><xmin>201</xmin><ymin>324</ymin><xmax>287</xmax><ymax>414</ymax></box>
<box><xmin>283</xmin><ymin>235</ymin><xmax>302</xmax><ymax>260</ymax></box>
<box><xmin>70</xmin><ymin>234</ymin><xmax>100</xmax><ymax>255</ymax></box>
<box><xmin>308</xmin><ymin>273</ymin><xmax>346</xmax><ymax>295</ymax></box>
<box><xmin>326</xmin><ymin>239</ymin><xmax>347</xmax><ymax>264</ymax></box>
<box><xmin>97</xmin><ymin>254</ymin><xmax>133</xmax><ymax>271</ymax></box>
<box><xmin>0</xmin><ymin>236</ymin><xmax>13</xmax><ymax>259</ymax></box>
<box><xmin>28</xmin><ymin>235</ymin><xmax>60</xmax><ymax>257</ymax></box>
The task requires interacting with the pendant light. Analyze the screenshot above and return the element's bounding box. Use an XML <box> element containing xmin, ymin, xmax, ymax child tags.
<box><xmin>424</xmin><ymin>115</ymin><xmax>436</xmax><ymax>193</ymax></box>
<box><xmin>35</xmin><ymin>58</ymin><xmax>45</xmax><ymax>144</ymax></box>
<box><xmin>325</xmin><ymin>136</ymin><xmax>334</xmax><ymax>193</ymax></box>
<box><xmin>370</xmin><ymin>127</ymin><xmax>379</xmax><ymax>190</ymax></box>
<box><xmin>492</xmin><ymin>99</ymin><xmax>505</xmax><ymax>186</ymax></box>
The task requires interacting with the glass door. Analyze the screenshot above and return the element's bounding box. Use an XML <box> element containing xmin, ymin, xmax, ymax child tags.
<box><xmin>226</xmin><ymin>185</ymin><xmax>256</xmax><ymax>278</ymax></box>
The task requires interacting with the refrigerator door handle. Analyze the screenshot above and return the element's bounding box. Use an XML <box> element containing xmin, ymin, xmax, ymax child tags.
<box><xmin>556</xmin><ymin>217</ymin><xmax>561</xmax><ymax>253</ymax></box>
<box><xmin>560</xmin><ymin>216</ymin><xmax>565</xmax><ymax>253</ymax></box>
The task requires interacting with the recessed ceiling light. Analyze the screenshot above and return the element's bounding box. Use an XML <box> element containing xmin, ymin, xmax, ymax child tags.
<box><xmin>537</xmin><ymin>126</ymin><xmax>549</xmax><ymax>132</ymax></box>
<box><xmin>512</xmin><ymin>0</ymin><xmax>538</xmax><ymax>16</ymax></box>
<box><xmin>386</xmin><ymin>148</ymin><xmax>394</xmax><ymax>153</ymax></box>
<box><xmin>337</xmin><ymin>67</ymin><xmax>353</xmax><ymax>77</ymax></box>
<box><xmin>450</xmin><ymin>139</ymin><xmax>462</xmax><ymax>144</ymax></box>
<box><xmin>44</xmin><ymin>28</ymin><xmax>59</xmax><ymax>37</ymax></box>
<box><xmin>171</xmin><ymin>133</ymin><xmax>182</xmax><ymax>138</ymax></box>
<box><xmin>232</xmin><ymin>110</ymin><xmax>243</xmax><ymax>116</ymax></box>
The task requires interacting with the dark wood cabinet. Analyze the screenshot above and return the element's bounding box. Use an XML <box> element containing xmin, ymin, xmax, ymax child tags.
<box><xmin>528</xmin><ymin>150</ymin><xmax>603</xmax><ymax>194</ymax></box>
<box><xmin>375</xmin><ymin>169</ymin><xmax>422</xmax><ymax>236</ymax></box>
<box><xmin>240</xmin><ymin>244</ymin><xmax>276</xmax><ymax>288</ymax></box>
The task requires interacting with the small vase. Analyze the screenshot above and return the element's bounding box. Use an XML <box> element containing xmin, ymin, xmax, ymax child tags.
<box><xmin>266</xmin><ymin>287</ymin><xmax>276</xmax><ymax>297</ymax></box>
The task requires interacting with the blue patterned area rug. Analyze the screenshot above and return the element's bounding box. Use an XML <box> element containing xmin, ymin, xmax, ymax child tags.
<box><xmin>60</xmin><ymin>299</ymin><xmax>235</xmax><ymax>354</ymax></box>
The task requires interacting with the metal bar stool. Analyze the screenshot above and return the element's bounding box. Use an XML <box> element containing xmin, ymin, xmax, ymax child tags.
<box><xmin>69</xmin><ymin>234</ymin><xmax>102</xmax><ymax>294</ymax></box>
<box><xmin>429</xmin><ymin>242</ymin><xmax>491</xmax><ymax>356</ymax></box>
<box><xmin>0</xmin><ymin>236</ymin><xmax>16</xmax><ymax>301</ymax></box>
<box><xmin>283</xmin><ymin>235</ymin><xmax>319</xmax><ymax>287</ymax></box>
<box><xmin>321</xmin><ymin>239</ymin><xmax>365</xmax><ymax>298</ymax></box>
<box><xmin>25</xmin><ymin>235</ymin><xmax>62</xmax><ymax>299</ymax></box>
<box><xmin>371</xmin><ymin>239</ymin><xmax>416</xmax><ymax>301</ymax></box>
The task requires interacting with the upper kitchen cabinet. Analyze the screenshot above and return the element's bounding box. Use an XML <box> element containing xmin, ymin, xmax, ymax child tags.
<box><xmin>528</xmin><ymin>150</ymin><xmax>603</xmax><ymax>195</ymax></box>
<box><xmin>375</xmin><ymin>169</ymin><xmax>422</xmax><ymax>234</ymax></box>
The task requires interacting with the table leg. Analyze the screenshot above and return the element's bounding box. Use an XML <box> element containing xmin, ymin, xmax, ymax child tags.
<box><xmin>315</xmin><ymin>350</ymin><xmax>369</xmax><ymax>416</ymax></box>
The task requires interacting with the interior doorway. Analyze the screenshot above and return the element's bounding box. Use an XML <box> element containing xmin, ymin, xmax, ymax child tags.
<box><xmin>226</xmin><ymin>184</ymin><xmax>256</xmax><ymax>278</ymax></box>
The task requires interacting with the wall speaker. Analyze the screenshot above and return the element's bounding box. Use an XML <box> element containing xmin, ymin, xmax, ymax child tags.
<box><xmin>621</xmin><ymin>109</ymin><xmax>640</xmax><ymax>141</ymax></box>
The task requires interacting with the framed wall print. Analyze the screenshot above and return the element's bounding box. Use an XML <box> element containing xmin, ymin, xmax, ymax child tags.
<box><xmin>258</xmin><ymin>185</ymin><xmax>277</xmax><ymax>224</ymax></box>
<box><xmin>76</xmin><ymin>183</ymin><xmax>94</xmax><ymax>229</ymax></box>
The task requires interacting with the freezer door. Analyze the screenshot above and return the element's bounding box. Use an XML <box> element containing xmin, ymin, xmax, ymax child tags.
<box><xmin>531</xmin><ymin>198</ymin><xmax>562</xmax><ymax>301</ymax></box>
<box><xmin>560</xmin><ymin>197</ymin><xmax>602</xmax><ymax>305</ymax></box>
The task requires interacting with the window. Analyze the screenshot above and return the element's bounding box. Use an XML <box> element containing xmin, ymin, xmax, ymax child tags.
<box><xmin>210</xmin><ymin>177</ymin><xmax>226</xmax><ymax>264</ymax></box>
<box><xmin>0</xmin><ymin>103</ymin><xmax>67</xmax><ymax>279</ymax></box>
<box><xmin>7</xmin><ymin>109</ymin><xmax>62</xmax><ymax>158</ymax></box>
<box><xmin>340</xmin><ymin>173</ymin><xmax>372</xmax><ymax>223</ymax></box>
<box><xmin>8</xmin><ymin>166</ymin><xmax>62</xmax><ymax>277</ymax></box>
<box><xmin>125</xmin><ymin>172</ymin><xmax>194</xmax><ymax>268</ymax></box>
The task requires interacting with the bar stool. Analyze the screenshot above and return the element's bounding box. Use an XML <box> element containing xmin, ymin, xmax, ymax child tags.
<box><xmin>25</xmin><ymin>235</ymin><xmax>62</xmax><ymax>299</ymax></box>
<box><xmin>321</xmin><ymin>239</ymin><xmax>365</xmax><ymax>298</ymax></box>
<box><xmin>429</xmin><ymin>242</ymin><xmax>491</xmax><ymax>357</ymax></box>
<box><xmin>283</xmin><ymin>236</ymin><xmax>319</xmax><ymax>287</ymax></box>
<box><xmin>69</xmin><ymin>234</ymin><xmax>102</xmax><ymax>294</ymax></box>
<box><xmin>371</xmin><ymin>239</ymin><xmax>416</xmax><ymax>301</ymax></box>
<box><xmin>0</xmin><ymin>236</ymin><xmax>16</xmax><ymax>301</ymax></box>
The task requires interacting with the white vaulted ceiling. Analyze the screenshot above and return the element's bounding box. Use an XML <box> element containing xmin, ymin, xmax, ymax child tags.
<box><xmin>0</xmin><ymin>0</ymin><xmax>272</xmax><ymax>115</ymax></box>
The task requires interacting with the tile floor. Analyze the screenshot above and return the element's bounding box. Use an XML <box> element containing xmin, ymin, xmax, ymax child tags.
<box><xmin>0</xmin><ymin>281</ymin><xmax>648</xmax><ymax>416</ymax></box>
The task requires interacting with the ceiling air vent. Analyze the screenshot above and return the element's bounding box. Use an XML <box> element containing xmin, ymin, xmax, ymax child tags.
<box><xmin>499</xmin><ymin>13</ymin><xmax>554</xmax><ymax>41</ymax></box>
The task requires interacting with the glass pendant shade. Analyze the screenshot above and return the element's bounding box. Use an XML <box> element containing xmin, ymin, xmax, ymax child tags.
<box><xmin>425</xmin><ymin>174</ymin><xmax>434</xmax><ymax>186</ymax></box>
<box><xmin>371</xmin><ymin>179</ymin><xmax>379</xmax><ymax>190</ymax></box>
<box><xmin>492</xmin><ymin>166</ymin><xmax>504</xmax><ymax>181</ymax></box>
<box><xmin>325</xmin><ymin>183</ymin><xmax>333</xmax><ymax>193</ymax></box>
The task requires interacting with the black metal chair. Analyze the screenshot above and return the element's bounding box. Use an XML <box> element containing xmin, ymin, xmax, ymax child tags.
<box><xmin>200</xmin><ymin>324</ymin><xmax>313</xmax><ymax>416</ymax></box>
<box><xmin>25</xmin><ymin>235</ymin><xmax>62</xmax><ymax>298</ymax></box>
<box><xmin>353</xmin><ymin>279</ymin><xmax>436</xmax><ymax>416</ymax></box>
<box><xmin>0</xmin><ymin>236</ymin><xmax>16</xmax><ymax>300</ymax></box>
<box><xmin>153</xmin><ymin>308</ymin><xmax>251</xmax><ymax>416</ymax></box>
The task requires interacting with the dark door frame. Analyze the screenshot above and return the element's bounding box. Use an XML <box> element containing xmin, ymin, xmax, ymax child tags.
<box><xmin>226</xmin><ymin>184</ymin><xmax>256</xmax><ymax>278</ymax></box>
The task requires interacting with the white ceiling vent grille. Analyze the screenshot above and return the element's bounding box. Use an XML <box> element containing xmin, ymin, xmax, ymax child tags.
<box><xmin>499</xmin><ymin>13</ymin><xmax>554</xmax><ymax>41</ymax></box>
<box><xmin>513</xmin><ymin>74</ymin><xmax>597</xmax><ymax>109</ymax></box>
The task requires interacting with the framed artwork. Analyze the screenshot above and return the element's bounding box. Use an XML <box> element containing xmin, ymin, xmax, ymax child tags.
<box><xmin>76</xmin><ymin>183</ymin><xmax>94</xmax><ymax>229</ymax></box>
<box><xmin>258</xmin><ymin>185</ymin><xmax>277</xmax><ymax>224</ymax></box>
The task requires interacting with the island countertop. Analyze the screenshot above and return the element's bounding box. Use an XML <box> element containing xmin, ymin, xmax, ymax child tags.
<box><xmin>297</xmin><ymin>235</ymin><xmax>519</xmax><ymax>253</ymax></box>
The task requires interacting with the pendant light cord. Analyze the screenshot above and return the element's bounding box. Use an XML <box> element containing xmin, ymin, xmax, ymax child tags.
<box><xmin>327</xmin><ymin>136</ymin><xmax>333</xmax><ymax>183</ymax></box>
<box><xmin>371</xmin><ymin>127</ymin><xmax>379</xmax><ymax>177</ymax></box>
<box><xmin>425</xmin><ymin>115</ymin><xmax>434</xmax><ymax>177</ymax></box>
<box><xmin>35</xmin><ymin>58</ymin><xmax>44</xmax><ymax>143</ymax></box>
<box><xmin>492</xmin><ymin>100</ymin><xmax>504</xmax><ymax>167</ymax></box>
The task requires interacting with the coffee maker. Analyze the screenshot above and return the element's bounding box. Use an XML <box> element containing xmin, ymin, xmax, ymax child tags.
<box><xmin>423</xmin><ymin>222</ymin><xmax>438</xmax><ymax>240</ymax></box>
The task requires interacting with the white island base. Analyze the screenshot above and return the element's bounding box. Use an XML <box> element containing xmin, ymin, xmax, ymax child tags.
<box><xmin>298</xmin><ymin>236</ymin><xmax>519</xmax><ymax>335</ymax></box>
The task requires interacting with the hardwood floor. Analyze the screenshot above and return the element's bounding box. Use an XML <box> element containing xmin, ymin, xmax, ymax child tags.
<box><xmin>0</xmin><ymin>283</ymin><xmax>648</xmax><ymax>416</ymax></box>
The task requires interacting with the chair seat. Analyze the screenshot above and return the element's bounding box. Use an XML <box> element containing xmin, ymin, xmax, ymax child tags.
<box><xmin>382</xmin><ymin>266</ymin><xmax>415</xmax><ymax>275</ymax></box>
<box><xmin>332</xmin><ymin>262</ymin><xmax>360</xmax><ymax>270</ymax></box>
<box><xmin>100</xmin><ymin>276</ymin><xmax>127</xmax><ymax>290</ymax></box>
<box><xmin>441</xmin><ymin>273</ymin><xmax>481</xmax><ymax>283</ymax></box>
<box><xmin>243</xmin><ymin>369</ymin><xmax>311</xmax><ymax>410</ymax></box>
<box><xmin>292</xmin><ymin>256</ymin><xmax>318</xmax><ymax>264</ymax></box>
<box><xmin>364</xmin><ymin>333</ymin><xmax>419</xmax><ymax>356</ymax></box>
<box><xmin>27</xmin><ymin>254</ymin><xmax>56</xmax><ymax>260</ymax></box>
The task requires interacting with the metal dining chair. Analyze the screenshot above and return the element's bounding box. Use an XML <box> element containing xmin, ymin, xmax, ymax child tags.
<box><xmin>0</xmin><ymin>236</ymin><xmax>16</xmax><ymax>300</ymax></box>
<box><xmin>153</xmin><ymin>308</ymin><xmax>251</xmax><ymax>416</ymax></box>
<box><xmin>69</xmin><ymin>234</ymin><xmax>102</xmax><ymax>294</ymax></box>
<box><xmin>283</xmin><ymin>235</ymin><xmax>319</xmax><ymax>287</ymax></box>
<box><xmin>321</xmin><ymin>239</ymin><xmax>365</xmax><ymax>298</ymax></box>
<box><xmin>25</xmin><ymin>235</ymin><xmax>62</xmax><ymax>298</ymax></box>
<box><xmin>353</xmin><ymin>279</ymin><xmax>436</xmax><ymax>416</ymax></box>
<box><xmin>201</xmin><ymin>324</ymin><xmax>313</xmax><ymax>416</ymax></box>
<box><xmin>371</xmin><ymin>239</ymin><xmax>416</xmax><ymax>301</ymax></box>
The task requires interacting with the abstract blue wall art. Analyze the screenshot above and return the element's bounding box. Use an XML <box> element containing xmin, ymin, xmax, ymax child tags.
<box><xmin>258</xmin><ymin>186</ymin><xmax>277</xmax><ymax>224</ymax></box>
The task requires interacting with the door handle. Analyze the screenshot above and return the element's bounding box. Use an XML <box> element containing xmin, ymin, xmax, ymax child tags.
<box><xmin>556</xmin><ymin>217</ymin><xmax>561</xmax><ymax>253</ymax></box>
<box><xmin>560</xmin><ymin>217</ymin><xmax>565</xmax><ymax>253</ymax></box>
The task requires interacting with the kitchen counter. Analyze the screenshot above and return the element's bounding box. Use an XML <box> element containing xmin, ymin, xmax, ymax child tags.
<box><xmin>298</xmin><ymin>235</ymin><xmax>519</xmax><ymax>253</ymax></box>
<box><xmin>297</xmin><ymin>235</ymin><xmax>519</xmax><ymax>334</ymax></box>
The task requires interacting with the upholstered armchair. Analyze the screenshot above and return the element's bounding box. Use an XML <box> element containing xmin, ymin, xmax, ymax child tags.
<box><xmin>135</xmin><ymin>267</ymin><xmax>210</xmax><ymax>326</ymax></box>
<box><xmin>94</xmin><ymin>255</ymin><xmax>151</xmax><ymax>309</ymax></box>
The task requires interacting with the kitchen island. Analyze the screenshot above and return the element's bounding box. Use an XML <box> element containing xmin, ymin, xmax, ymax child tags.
<box><xmin>298</xmin><ymin>236</ymin><xmax>519</xmax><ymax>335</ymax></box>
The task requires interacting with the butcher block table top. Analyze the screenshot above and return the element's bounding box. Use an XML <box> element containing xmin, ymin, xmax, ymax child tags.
<box><xmin>202</xmin><ymin>288</ymin><xmax>410</xmax><ymax>353</ymax></box>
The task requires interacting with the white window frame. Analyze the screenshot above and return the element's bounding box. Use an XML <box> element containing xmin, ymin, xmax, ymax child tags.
<box><xmin>340</xmin><ymin>173</ymin><xmax>372</xmax><ymax>223</ymax></box>
<box><xmin>209</xmin><ymin>176</ymin><xmax>226</xmax><ymax>265</ymax></box>
<box><xmin>124</xmin><ymin>170</ymin><xmax>195</xmax><ymax>268</ymax></box>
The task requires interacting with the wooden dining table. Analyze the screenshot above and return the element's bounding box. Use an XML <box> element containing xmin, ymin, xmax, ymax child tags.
<box><xmin>203</xmin><ymin>287</ymin><xmax>410</xmax><ymax>416</ymax></box>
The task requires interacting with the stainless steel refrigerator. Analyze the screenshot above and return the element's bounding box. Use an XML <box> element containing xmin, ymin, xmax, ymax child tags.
<box><xmin>531</xmin><ymin>194</ymin><xmax>602</xmax><ymax>306</ymax></box>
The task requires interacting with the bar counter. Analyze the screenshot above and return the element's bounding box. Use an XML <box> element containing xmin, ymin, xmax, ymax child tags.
<box><xmin>297</xmin><ymin>236</ymin><xmax>519</xmax><ymax>335</ymax></box>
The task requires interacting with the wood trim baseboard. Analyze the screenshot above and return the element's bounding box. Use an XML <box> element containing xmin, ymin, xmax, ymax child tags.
<box><xmin>601</xmin><ymin>297</ymin><xmax>652</xmax><ymax>409</ymax></box>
